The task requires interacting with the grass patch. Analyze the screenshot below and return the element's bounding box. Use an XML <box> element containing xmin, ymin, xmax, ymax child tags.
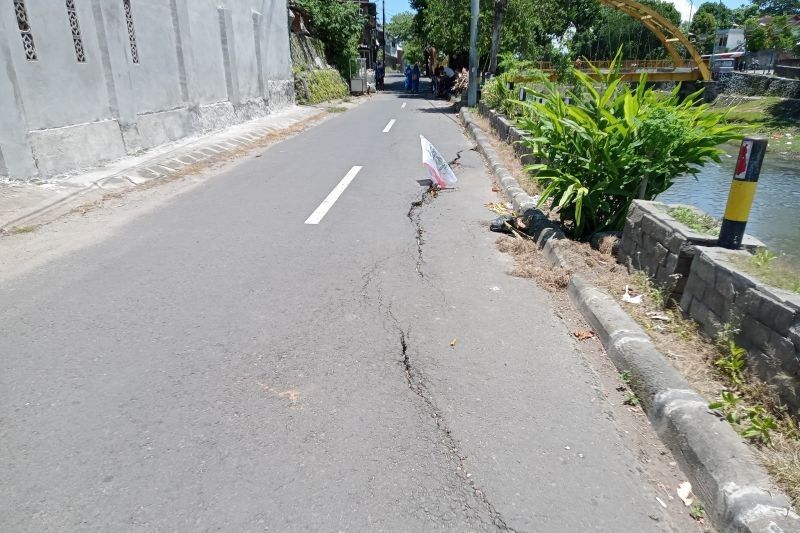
<box><xmin>294</xmin><ymin>69</ymin><xmax>349</xmax><ymax>105</ymax></box>
<box><xmin>326</xmin><ymin>106</ymin><xmax>347</xmax><ymax>113</ymax></box>
<box><xmin>711</xmin><ymin>96</ymin><xmax>800</xmax><ymax>155</ymax></box>
<box><xmin>733</xmin><ymin>249</ymin><xmax>800</xmax><ymax>293</ymax></box>
<box><xmin>10</xmin><ymin>225</ymin><xmax>37</xmax><ymax>234</ymax></box>
<box><xmin>667</xmin><ymin>206</ymin><xmax>721</xmax><ymax>236</ymax></box>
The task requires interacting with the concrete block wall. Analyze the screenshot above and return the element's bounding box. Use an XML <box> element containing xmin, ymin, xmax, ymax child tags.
<box><xmin>717</xmin><ymin>71</ymin><xmax>800</xmax><ymax>99</ymax></box>
<box><xmin>0</xmin><ymin>0</ymin><xmax>294</xmax><ymax>181</ymax></box>
<box><xmin>477</xmin><ymin>102</ymin><xmax>538</xmax><ymax>165</ymax></box>
<box><xmin>620</xmin><ymin>201</ymin><xmax>763</xmax><ymax>299</ymax></box>
<box><xmin>680</xmin><ymin>247</ymin><xmax>800</xmax><ymax>413</ymax></box>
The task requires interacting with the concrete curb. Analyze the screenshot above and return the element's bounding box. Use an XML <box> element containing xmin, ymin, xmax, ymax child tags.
<box><xmin>459</xmin><ymin>109</ymin><xmax>572</xmax><ymax>270</ymax></box>
<box><xmin>461</xmin><ymin>107</ymin><xmax>800</xmax><ymax>532</ymax></box>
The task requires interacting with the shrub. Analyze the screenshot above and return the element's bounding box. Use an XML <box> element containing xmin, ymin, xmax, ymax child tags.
<box><xmin>515</xmin><ymin>53</ymin><xmax>740</xmax><ymax>239</ymax></box>
<box><xmin>295</xmin><ymin>69</ymin><xmax>349</xmax><ymax>105</ymax></box>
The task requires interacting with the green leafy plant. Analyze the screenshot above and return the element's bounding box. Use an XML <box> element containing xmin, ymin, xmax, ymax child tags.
<box><xmin>514</xmin><ymin>51</ymin><xmax>740</xmax><ymax>238</ymax></box>
<box><xmin>689</xmin><ymin>503</ymin><xmax>705</xmax><ymax>521</ymax></box>
<box><xmin>752</xmin><ymin>248</ymin><xmax>778</xmax><ymax>269</ymax></box>
<box><xmin>741</xmin><ymin>406</ymin><xmax>777</xmax><ymax>445</ymax></box>
<box><xmin>709</xmin><ymin>390</ymin><xmax>742</xmax><ymax>424</ymax></box>
<box><xmin>294</xmin><ymin>0</ymin><xmax>364</xmax><ymax>76</ymax></box>
<box><xmin>667</xmin><ymin>206</ymin><xmax>721</xmax><ymax>236</ymax></box>
<box><xmin>623</xmin><ymin>392</ymin><xmax>640</xmax><ymax>407</ymax></box>
<box><xmin>715</xmin><ymin>340</ymin><xmax>747</xmax><ymax>386</ymax></box>
<box><xmin>620</xmin><ymin>370</ymin><xmax>632</xmax><ymax>384</ymax></box>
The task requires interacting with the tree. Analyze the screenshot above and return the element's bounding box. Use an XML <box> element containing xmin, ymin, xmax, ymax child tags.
<box><xmin>489</xmin><ymin>0</ymin><xmax>509</xmax><ymax>75</ymax></box>
<box><xmin>294</xmin><ymin>0</ymin><xmax>365</xmax><ymax>75</ymax></box>
<box><xmin>746</xmin><ymin>15</ymin><xmax>797</xmax><ymax>52</ymax></box>
<box><xmin>386</xmin><ymin>11</ymin><xmax>415</xmax><ymax>42</ymax></box>
<box><xmin>732</xmin><ymin>4</ymin><xmax>759</xmax><ymax>25</ymax></box>
<box><xmin>571</xmin><ymin>0</ymin><xmax>681</xmax><ymax>61</ymax></box>
<box><xmin>690</xmin><ymin>11</ymin><xmax>718</xmax><ymax>54</ymax></box>
<box><xmin>693</xmin><ymin>2</ymin><xmax>733</xmax><ymax>29</ymax></box>
<box><xmin>751</xmin><ymin>0</ymin><xmax>800</xmax><ymax>16</ymax></box>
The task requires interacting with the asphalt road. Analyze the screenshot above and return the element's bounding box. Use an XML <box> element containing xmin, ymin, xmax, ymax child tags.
<box><xmin>1</xmin><ymin>74</ymin><xmax>695</xmax><ymax>532</ymax></box>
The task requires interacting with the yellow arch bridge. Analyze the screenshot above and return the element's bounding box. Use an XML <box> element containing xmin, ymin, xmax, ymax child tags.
<box><xmin>525</xmin><ymin>0</ymin><xmax>712</xmax><ymax>83</ymax></box>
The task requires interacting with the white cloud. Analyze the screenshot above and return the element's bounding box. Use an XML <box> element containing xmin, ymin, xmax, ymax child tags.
<box><xmin>669</xmin><ymin>0</ymin><xmax>694</xmax><ymax>22</ymax></box>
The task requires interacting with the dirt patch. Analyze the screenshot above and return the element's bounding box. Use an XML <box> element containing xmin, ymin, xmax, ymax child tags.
<box><xmin>496</xmin><ymin>236</ymin><xmax>570</xmax><ymax>289</ymax></box>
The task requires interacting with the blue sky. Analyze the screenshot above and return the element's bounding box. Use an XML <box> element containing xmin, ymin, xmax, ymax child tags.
<box><xmin>383</xmin><ymin>0</ymin><xmax>751</xmax><ymax>22</ymax></box>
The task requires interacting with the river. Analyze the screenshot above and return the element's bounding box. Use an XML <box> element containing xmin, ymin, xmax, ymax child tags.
<box><xmin>658</xmin><ymin>147</ymin><xmax>799</xmax><ymax>258</ymax></box>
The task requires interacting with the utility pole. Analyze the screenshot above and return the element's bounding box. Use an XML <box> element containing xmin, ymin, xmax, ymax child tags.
<box><xmin>467</xmin><ymin>0</ymin><xmax>479</xmax><ymax>106</ymax></box>
<box><xmin>382</xmin><ymin>0</ymin><xmax>386</xmax><ymax>62</ymax></box>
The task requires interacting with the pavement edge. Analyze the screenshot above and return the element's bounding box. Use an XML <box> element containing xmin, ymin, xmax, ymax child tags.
<box><xmin>460</xmin><ymin>107</ymin><xmax>800</xmax><ymax>533</ymax></box>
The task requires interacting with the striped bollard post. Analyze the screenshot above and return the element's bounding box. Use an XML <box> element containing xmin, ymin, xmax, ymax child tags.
<box><xmin>718</xmin><ymin>137</ymin><xmax>768</xmax><ymax>249</ymax></box>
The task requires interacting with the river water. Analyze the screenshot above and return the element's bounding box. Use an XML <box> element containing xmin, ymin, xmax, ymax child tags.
<box><xmin>658</xmin><ymin>148</ymin><xmax>799</xmax><ymax>258</ymax></box>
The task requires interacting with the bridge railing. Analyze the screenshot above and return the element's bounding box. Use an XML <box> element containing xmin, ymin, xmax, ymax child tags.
<box><xmin>524</xmin><ymin>59</ymin><xmax>709</xmax><ymax>72</ymax></box>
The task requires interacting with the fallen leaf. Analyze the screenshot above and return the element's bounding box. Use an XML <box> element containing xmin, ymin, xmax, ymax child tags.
<box><xmin>491</xmin><ymin>185</ymin><xmax>501</xmax><ymax>192</ymax></box>
<box><xmin>573</xmin><ymin>330</ymin><xmax>596</xmax><ymax>341</ymax></box>
<box><xmin>677</xmin><ymin>481</ymin><xmax>694</xmax><ymax>506</ymax></box>
<box><xmin>450</xmin><ymin>338</ymin><xmax>457</xmax><ymax>348</ymax></box>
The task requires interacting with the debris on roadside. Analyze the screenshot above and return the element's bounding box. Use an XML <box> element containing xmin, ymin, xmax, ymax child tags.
<box><xmin>573</xmin><ymin>330</ymin><xmax>596</xmax><ymax>341</ymax></box>
<box><xmin>677</xmin><ymin>482</ymin><xmax>695</xmax><ymax>506</ymax></box>
<box><xmin>490</xmin><ymin>215</ymin><xmax>514</xmax><ymax>233</ymax></box>
<box><xmin>622</xmin><ymin>285</ymin><xmax>643</xmax><ymax>304</ymax></box>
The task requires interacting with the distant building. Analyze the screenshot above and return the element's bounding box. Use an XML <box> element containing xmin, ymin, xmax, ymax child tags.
<box><xmin>716</xmin><ymin>28</ymin><xmax>745</xmax><ymax>52</ymax></box>
<box><xmin>350</xmin><ymin>0</ymin><xmax>381</xmax><ymax>68</ymax></box>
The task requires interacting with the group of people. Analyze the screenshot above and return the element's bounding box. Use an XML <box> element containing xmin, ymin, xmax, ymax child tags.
<box><xmin>373</xmin><ymin>59</ymin><xmax>456</xmax><ymax>98</ymax></box>
<box><xmin>404</xmin><ymin>62</ymin><xmax>421</xmax><ymax>93</ymax></box>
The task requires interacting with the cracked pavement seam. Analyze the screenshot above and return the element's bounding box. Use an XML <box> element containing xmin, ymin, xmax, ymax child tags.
<box><xmin>393</xmin><ymin>317</ymin><xmax>519</xmax><ymax>533</ymax></box>
<box><xmin>406</xmin><ymin>186</ymin><xmax>436</xmax><ymax>278</ymax></box>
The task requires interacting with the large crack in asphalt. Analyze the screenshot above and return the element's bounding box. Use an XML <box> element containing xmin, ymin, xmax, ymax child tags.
<box><xmin>392</xmin><ymin>313</ymin><xmax>518</xmax><ymax>532</ymax></box>
<box><xmin>356</xmin><ymin>152</ymin><xmax>518</xmax><ymax>531</ymax></box>
<box><xmin>406</xmin><ymin>186</ymin><xmax>437</xmax><ymax>278</ymax></box>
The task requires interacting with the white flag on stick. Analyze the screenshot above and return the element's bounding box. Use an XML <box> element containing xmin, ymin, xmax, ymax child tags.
<box><xmin>420</xmin><ymin>135</ymin><xmax>458</xmax><ymax>188</ymax></box>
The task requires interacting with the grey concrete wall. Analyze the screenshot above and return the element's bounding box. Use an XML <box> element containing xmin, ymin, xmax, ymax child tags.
<box><xmin>0</xmin><ymin>0</ymin><xmax>294</xmax><ymax>180</ymax></box>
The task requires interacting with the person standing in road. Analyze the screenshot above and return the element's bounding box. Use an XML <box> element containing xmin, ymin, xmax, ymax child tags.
<box><xmin>404</xmin><ymin>64</ymin><xmax>412</xmax><ymax>92</ymax></box>
<box><xmin>412</xmin><ymin>62</ymin><xmax>420</xmax><ymax>94</ymax></box>
<box><xmin>375</xmin><ymin>61</ymin><xmax>385</xmax><ymax>90</ymax></box>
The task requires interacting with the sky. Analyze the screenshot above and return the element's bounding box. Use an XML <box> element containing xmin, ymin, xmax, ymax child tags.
<box><xmin>382</xmin><ymin>0</ymin><xmax>751</xmax><ymax>23</ymax></box>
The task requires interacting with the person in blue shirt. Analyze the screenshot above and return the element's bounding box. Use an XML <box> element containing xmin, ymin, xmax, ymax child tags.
<box><xmin>404</xmin><ymin>64</ymin><xmax>412</xmax><ymax>92</ymax></box>
<box><xmin>411</xmin><ymin>62</ymin><xmax>421</xmax><ymax>93</ymax></box>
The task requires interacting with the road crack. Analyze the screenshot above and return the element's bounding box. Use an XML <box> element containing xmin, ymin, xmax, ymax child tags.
<box><xmin>448</xmin><ymin>149</ymin><xmax>465</xmax><ymax>169</ymax></box>
<box><xmin>388</xmin><ymin>309</ymin><xmax>518</xmax><ymax>532</ymax></box>
<box><xmin>407</xmin><ymin>186</ymin><xmax>438</xmax><ymax>278</ymax></box>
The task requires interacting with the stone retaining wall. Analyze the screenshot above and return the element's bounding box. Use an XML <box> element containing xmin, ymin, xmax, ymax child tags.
<box><xmin>680</xmin><ymin>247</ymin><xmax>800</xmax><ymax>412</ymax></box>
<box><xmin>621</xmin><ymin>200</ymin><xmax>797</xmax><ymax>412</ymax></box>
<box><xmin>477</xmin><ymin>102</ymin><xmax>538</xmax><ymax>164</ymax></box>
<box><xmin>717</xmin><ymin>71</ymin><xmax>800</xmax><ymax>98</ymax></box>
<box><xmin>619</xmin><ymin>200</ymin><xmax>762</xmax><ymax>299</ymax></box>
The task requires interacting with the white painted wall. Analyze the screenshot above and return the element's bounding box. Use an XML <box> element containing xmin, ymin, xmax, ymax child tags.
<box><xmin>0</xmin><ymin>0</ymin><xmax>294</xmax><ymax>180</ymax></box>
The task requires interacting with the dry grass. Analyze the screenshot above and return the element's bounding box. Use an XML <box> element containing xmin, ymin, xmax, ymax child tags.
<box><xmin>496</xmin><ymin>235</ymin><xmax>571</xmax><ymax>290</ymax></box>
<box><xmin>760</xmin><ymin>437</ymin><xmax>800</xmax><ymax>504</ymax></box>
